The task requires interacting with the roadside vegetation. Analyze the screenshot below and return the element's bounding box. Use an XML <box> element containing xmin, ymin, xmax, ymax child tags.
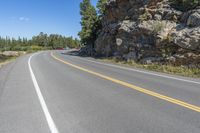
<box><xmin>0</xmin><ymin>54</ymin><xmax>12</xmax><ymax>63</ymax></box>
<box><xmin>0</xmin><ymin>54</ymin><xmax>17</xmax><ymax>68</ymax></box>
<box><xmin>0</xmin><ymin>32</ymin><xmax>80</xmax><ymax>53</ymax></box>
<box><xmin>0</xmin><ymin>32</ymin><xmax>80</xmax><ymax>65</ymax></box>
<box><xmin>100</xmin><ymin>58</ymin><xmax>200</xmax><ymax>78</ymax></box>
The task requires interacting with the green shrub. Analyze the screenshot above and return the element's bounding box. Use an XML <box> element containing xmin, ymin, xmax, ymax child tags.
<box><xmin>11</xmin><ymin>45</ymin><xmax>29</xmax><ymax>51</ymax></box>
<box><xmin>29</xmin><ymin>45</ymin><xmax>43</xmax><ymax>51</ymax></box>
<box><xmin>0</xmin><ymin>54</ymin><xmax>13</xmax><ymax>63</ymax></box>
<box><xmin>170</xmin><ymin>0</ymin><xmax>200</xmax><ymax>11</ymax></box>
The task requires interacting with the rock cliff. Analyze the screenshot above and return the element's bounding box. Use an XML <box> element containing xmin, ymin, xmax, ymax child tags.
<box><xmin>95</xmin><ymin>0</ymin><xmax>200</xmax><ymax>68</ymax></box>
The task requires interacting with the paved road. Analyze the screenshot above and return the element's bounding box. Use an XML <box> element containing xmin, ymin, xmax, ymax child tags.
<box><xmin>0</xmin><ymin>50</ymin><xmax>200</xmax><ymax>133</ymax></box>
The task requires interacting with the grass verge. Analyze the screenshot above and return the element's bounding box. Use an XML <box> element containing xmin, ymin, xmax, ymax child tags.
<box><xmin>0</xmin><ymin>55</ymin><xmax>17</xmax><ymax>68</ymax></box>
<box><xmin>98</xmin><ymin>58</ymin><xmax>200</xmax><ymax>78</ymax></box>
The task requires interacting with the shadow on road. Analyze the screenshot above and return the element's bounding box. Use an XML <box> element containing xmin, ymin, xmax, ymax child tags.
<box><xmin>61</xmin><ymin>49</ymin><xmax>104</xmax><ymax>59</ymax></box>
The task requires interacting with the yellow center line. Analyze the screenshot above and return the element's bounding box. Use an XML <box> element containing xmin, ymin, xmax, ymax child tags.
<box><xmin>51</xmin><ymin>52</ymin><xmax>200</xmax><ymax>113</ymax></box>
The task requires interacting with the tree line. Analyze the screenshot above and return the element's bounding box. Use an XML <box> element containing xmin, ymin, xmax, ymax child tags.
<box><xmin>1</xmin><ymin>0</ymin><xmax>106</xmax><ymax>52</ymax></box>
<box><xmin>0</xmin><ymin>32</ymin><xmax>80</xmax><ymax>52</ymax></box>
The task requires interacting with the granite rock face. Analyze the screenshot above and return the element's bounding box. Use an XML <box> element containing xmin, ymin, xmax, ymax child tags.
<box><xmin>95</xmin><ymin>0</ymin><xmax>200</xmax><ymax>67</ymax></box>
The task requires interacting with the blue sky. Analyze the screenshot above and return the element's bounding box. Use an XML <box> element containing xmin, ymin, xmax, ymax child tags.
<box><xmin>0</xmin><ymin>0</ymin><xmax>98</xmax><ymax>39</ymax></box>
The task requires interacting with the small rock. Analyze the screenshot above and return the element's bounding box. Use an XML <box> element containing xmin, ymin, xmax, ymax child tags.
<box><xmin>116</xmin><ymin>38</ymin><xmax>123</xmax><ymax>46</ymax></box>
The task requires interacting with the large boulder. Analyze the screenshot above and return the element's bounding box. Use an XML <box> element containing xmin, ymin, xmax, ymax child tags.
<box><xmin>171</xmin><ymin>26</ymin><xmax>200</xmax><ymax>51</ymax></box>
<box><xmin>187</xmin><ymin>11</ymin><xmax>200</xmax><ymax>27</ymax></box>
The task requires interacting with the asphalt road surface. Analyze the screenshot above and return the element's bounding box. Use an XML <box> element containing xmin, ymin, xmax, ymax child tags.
<box><xmin>0</xmin><ymin>50</ymin><xmax>200</xmax><ymax>133</ymax></box>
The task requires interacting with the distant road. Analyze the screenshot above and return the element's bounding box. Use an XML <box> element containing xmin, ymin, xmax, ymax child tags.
<box><xmin>0</xmin><ymin>50</ymin><xmax>200</xmax><ymax>133</ymax></box>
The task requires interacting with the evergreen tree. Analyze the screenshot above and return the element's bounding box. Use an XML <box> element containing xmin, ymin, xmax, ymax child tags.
<box><xmin>0</xmin><ymin>33</ymin><xmax>80</xmax><ymax>52</ymax></box>
<box><xmin>78</xmin><ymin>0</ymin><xmax>98</xmax><ymax>47</ymax></box>
<box><xmin>97</xmin><ymin>0</ymin><xmax>107</xmax><ymax>16</ymax></box>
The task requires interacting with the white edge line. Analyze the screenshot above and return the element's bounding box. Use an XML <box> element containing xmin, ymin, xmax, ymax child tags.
<box><xmin>70</xmin><ymin>55</ymin><xmax>200</xmax><ymax>85</ymax></box>
<box><xmin>28</xmin><ymin>53</ymin><xmax>59</xmax><ymax>133</ymax></box>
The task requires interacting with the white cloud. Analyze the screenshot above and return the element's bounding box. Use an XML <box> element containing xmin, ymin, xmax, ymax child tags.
<box><xmin>19</xmin><ymin>17</ymin><xmax>30</xmax><ymax>21</ymax></box>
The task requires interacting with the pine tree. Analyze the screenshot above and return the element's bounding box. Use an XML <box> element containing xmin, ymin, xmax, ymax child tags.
<box><xmin>97</xmin><ymin>0</ymin><xmax>107</xmax><ymax>16</ymax></box>
<box><xmin>78</xmin><ymin>0</ymin><xmax>98</xmax><ymax>47</ymax></box>
<box><xmin>96</xmin><ymin>0</ymin><xmax>107</xmax><ymax>39</ymax></box>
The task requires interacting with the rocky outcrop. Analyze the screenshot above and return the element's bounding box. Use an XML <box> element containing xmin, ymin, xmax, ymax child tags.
<box><xmin>0</xmin><ymin>51</ymin><xmax>25</xmax><ymax>56</ymax></box>
<box><xmin>95</xmin><ymin>0</ymin><xmax>200</xmax><ymax>68</ymax></box>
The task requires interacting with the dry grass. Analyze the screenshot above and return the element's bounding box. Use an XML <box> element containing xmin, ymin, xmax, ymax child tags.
<box><xmin>99</xmin><ymin>58</ymin><xmax>200</xmax><ymax>78</ymax></box>
<box><xmin>0</xmin><ymin>54</ymin><xmax>16</xmax><ymax>67</ymax></box>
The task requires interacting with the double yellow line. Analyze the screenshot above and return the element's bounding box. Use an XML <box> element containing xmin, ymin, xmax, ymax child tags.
<box><xmin>51</xmin><ymin>52</ymin><xmax>200</xmax><ymax>113</ymax></box>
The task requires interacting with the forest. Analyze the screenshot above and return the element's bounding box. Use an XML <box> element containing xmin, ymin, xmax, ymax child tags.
<box><xmin>0</xmin><ymin>32</ymin><xmax>80</xmax><ymax>52</ymax></box>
